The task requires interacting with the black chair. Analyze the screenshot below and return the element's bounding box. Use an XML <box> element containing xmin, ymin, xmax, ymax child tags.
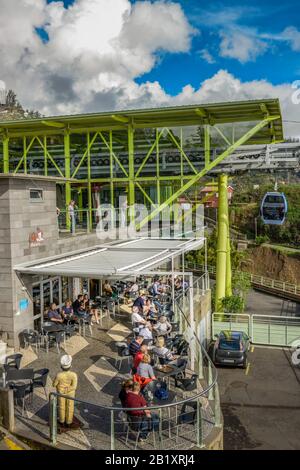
<box><xmin>5</xmin><ymin>354</ymin><xmax>23</xmax><ymax>370</ymax></box>
<box><xmin>22</xmin><ymin>329</ymin><xmax>41</xmax><ymax>354</ymax></box>
<box><xmin>46</xmin><ymin>331</ymin><xmax>66</xmax><ymax>353</ymax></box>
<box><xmin>32</xmin><ymin>368</ymin><xmax>49</xmax><ymax>398</ymax></box>
<box><xmin>10</xmin><ymin>383</ymin><xmax>32</xmax><ymax>417</ymax></box>
<box><xmin>177</xmin><ymin>401</ymin><xmax>200</xmax><ymax>426</ymax></box>
<box><xmin>173</xmin><ymin>358</ymin><xmax>188</xmax><ymax>386</ymax></box>
<box><xmin>175</xmin><ymin>374</ymin><xmax>198</xmax><ymax>397</ymax></box>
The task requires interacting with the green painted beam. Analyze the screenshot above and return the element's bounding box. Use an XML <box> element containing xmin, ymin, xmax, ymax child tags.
<box><xmin>136</xmin><ymin>115</ymin><xmax>280</xmax><ymax>231</ymax></box>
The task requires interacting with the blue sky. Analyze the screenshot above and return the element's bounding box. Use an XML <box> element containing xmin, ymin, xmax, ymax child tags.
<box><xmin>2</xmin><ymin>0</ymin><xmax>299</xmax><ymax>130</ymax></box>
<box><xmin>44</xmin><ymin>0</ymin><xmax>300</xmax><ymax>96</ymax></box>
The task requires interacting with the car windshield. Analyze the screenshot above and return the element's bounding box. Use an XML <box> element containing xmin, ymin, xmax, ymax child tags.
<box><xmin>219</xmin><ymin>339</ymin><xmax>240</xmax><ymax>351</ymax></box>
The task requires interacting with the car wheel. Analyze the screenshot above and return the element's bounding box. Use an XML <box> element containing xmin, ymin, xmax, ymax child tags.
<box><xmin>242</xmin><ymin>356</ymin><xmax>248</xmax><ymax>369</ymax></box>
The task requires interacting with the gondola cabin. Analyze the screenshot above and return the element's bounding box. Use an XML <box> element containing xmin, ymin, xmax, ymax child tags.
<box><xmin>260</xmin><ymin>192</ymin><xmax>288</xmax><ymax>225</ymax></box>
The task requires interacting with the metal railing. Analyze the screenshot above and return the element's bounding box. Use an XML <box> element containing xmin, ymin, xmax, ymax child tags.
<box><xmin>57</xmin><ymin>207</ymin><xmax>204</xmax><ymax>240</ymax></box>
<box><xmin>186</xmin><ymin>262</ymin><xmax>300</xmax><ymax>298</ymax></box>
<box><xmin>48</xmin><ymin>292</ymin><xmax>220</xmax><ymax>450</ymax></box>
<box><xmin>212</xmin><ymin>312</ymin><xmax>300</xmax><ymax>347</ymax></box>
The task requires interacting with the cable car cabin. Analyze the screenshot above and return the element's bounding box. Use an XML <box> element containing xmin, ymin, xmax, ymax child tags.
<box><xmin>260</xmin><ymin>192</ymin><xmax>288</xmax><ymax>225</ymax></box>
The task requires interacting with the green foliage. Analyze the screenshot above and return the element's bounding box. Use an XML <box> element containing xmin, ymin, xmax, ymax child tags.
<box><xmin>231</xmin><ymin>179</ymin><xmax>300</xmax><ymax>247</ymax></box>
<box><xmin>221</xmin><ymin>295</ymin><xmax>245</xmax><ymax>313</ymax></box>
<box><xmin>255</xmin><ymin>235</ymin><xmax>270</xmax><ymax>245</ymax></box>
<box><xmin>232</xmin><ymin>272</ymin><xmax>251</xmax><ymax>299</ymax></box>
<box><xmin>186</xmin><ymin>229</ymin><xmax>246</xmax><ymax>271</ymax></box>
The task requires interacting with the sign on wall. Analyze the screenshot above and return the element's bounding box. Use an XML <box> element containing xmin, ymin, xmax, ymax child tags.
<box><xmin>29</xmin><ymin>227</ymin><xmax>44</xmax><ymax>248</ymax></box>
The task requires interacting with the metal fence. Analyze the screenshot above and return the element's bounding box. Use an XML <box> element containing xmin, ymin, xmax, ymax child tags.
<box><xmin>212</xmin><ymin>312</ymin><xmax>300</xmax><ymax>347</ymax></box>
<box><xmin>186</xmin><ymin>262</ymin><xmax>300</xmax><ymax>298</ymax></box>
<box><xmin>48</xmin><ymin>294</ymin><xmax>221</xmax><ymax>450</ymax></box>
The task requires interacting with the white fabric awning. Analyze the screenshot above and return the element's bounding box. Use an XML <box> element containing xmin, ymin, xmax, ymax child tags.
<box><xmin>15</xmin><ymin>237</ymin><xmax>205</xmax><ymax>278</ymax></box>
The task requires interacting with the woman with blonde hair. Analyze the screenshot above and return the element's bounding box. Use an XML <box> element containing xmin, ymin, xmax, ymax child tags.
<box><xmin>154</xmin><ymin>315</ymin><xmax>172</xmax><ymax>336</ymax></box>
<box><xmin>153</xmin><ymin>336</ymin><xmax>177</xmax><ymax>363</ymax></box>
<box><xmin>134</xmin><ymin>353</ymin><xmax>156</xmax><ymax>388</ymax></box>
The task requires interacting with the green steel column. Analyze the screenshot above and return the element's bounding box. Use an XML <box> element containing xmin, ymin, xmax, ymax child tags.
<box><xmin>215</xmin><ymin>174</ymin><xmax>228</xmax><ymax>312</ymax></box>
<box><xmin>87</xmin><ymin>133</ymin><xmax>93</xmax><ymax>229</ymax></box>
<box><xmin>226</xmin><ymin>214</ymin><xmax>232</xmax><ymax>297</ymax></box>
<box><xmin>3</xmin><ymin>136</ymin><xmax>9</xmax><ymax>173</ymax></box>
<box><xmin>44</xmin><ymin>136</ymin><xmax>48</xmax><ymax>176</ymax></box>
<box><xmin>128</xmin><ymin>124</ymin><xmax>135</xmax><ymax>220</ymax></box>
<box><xmin>64</xmin><ymin>130</ymin><xmax>71</xmax><ymax>229</ymax></box>
<box><xmin>204</xmin><ymin>125</ymin><xmax>210</xmax><ymax>168</ymax></box>
<box><xmin>156</xmin><ymin>129</ymin><xmax>161</xmax><ymax>205</ymax></box>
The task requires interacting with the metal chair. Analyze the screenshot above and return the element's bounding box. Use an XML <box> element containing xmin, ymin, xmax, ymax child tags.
<box><xmin>10</xmin><ymin>383</ymin><xmax>32</xmax><ymax>417</ymax></box>
<box><xmin>22</xmin><ymin>329</ymin><xmax>41</xmax><ymax>354</ymax></box>
<box><xmin>46</xmin><ymin>331</ymin><xmax>66</xmax><ymax>353</ymax></box>
<box><xmin>32</xmin><ymin>368</ymin><xmax>49</xmax><ymax>399</ymax></box>
<box><xmin>125</xmin><ymin>415</ymin><xmax>157</xmax><ymax>449</ymax></box>
<box><xmin>4</xmin><ymin>353</ymin><xmax>23</xmax><ymax>370</ymax></box>
<box><xmin>115</xmin><ymin>343</ymin><xmax>132</xmax><ymax>371</ymax></box>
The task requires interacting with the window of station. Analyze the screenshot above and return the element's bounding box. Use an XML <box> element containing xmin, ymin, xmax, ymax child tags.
<box><xmin>29</xmin><ymin>188</ymin><xmax>43</xmax><ymax>202</ymax></box>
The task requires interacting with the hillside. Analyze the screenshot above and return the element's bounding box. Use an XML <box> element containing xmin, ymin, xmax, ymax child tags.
<box><xmin>0</xmin><ymin>89</ymin><xmax>41</xmax><ymax>121</ymax></box>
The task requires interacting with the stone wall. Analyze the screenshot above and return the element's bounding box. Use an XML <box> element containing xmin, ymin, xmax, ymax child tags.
<box><xmin>0</xmin><ymin>176</ymin><xmax>102</xmax><ymax>347</ymax></box>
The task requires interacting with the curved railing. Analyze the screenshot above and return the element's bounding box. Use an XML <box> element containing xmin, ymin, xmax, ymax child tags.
<box><xmin>48</xmin><ymin>284</ymin><xmax>221</xmax><ymax>450</ymax></box>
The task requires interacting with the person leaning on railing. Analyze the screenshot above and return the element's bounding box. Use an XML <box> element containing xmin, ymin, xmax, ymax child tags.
<box><xmin>123</xmin><ymin>382</ymin><xmax>159</xmax><ymax>442</ymax></box>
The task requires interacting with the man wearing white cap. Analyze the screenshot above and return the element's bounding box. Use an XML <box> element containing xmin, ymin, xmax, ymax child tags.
<box><xmin>53</xmin><ymin>355</ymin><xmax>78</xmax><ymax>428</ymax></box>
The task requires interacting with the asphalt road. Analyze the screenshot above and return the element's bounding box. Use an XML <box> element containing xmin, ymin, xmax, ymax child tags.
<box><xmin>217</xmin><ymin>346</ymin><xmax>300</xmax><ymax>450</ymax></box>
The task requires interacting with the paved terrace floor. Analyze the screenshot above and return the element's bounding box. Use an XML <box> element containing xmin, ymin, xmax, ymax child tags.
<box><xmin>12</xmin><ymin>311</ymin><xmax>214</xmax><ymax>451</ymax></box>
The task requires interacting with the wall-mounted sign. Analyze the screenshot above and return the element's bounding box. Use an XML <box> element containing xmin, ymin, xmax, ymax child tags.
<box><xmin>19</xmin><ymin>298</ymin><xmax>29</xmax><ymax>312</ymax></box>
<box><xmin>29</xmin><ymin>227</ymin><xmax>44</xmax><ymax>248</ymax></box>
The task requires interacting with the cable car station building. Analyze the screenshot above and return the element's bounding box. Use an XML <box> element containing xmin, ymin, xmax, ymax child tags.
<box><xmin>0</xmin><ymin>100</ymin><xmax>283</xmax><ymax>347</ymax></box>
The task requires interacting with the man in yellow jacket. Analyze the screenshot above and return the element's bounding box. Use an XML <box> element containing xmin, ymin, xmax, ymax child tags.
<box><xmin>53</xmin><ymin>355</ymin><xmax>78</xmax><ymax>427</ymax></box>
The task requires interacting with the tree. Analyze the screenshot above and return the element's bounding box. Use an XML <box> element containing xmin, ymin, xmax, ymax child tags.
<box><xmin>5</xmin><ymin>89</ymin><xmax>18</xmax><ymax>108</ymax></box>
<box><xmin>221</xmin><ymin>295</ymin><xmax>245</xmax><ymax>313</ymax></box>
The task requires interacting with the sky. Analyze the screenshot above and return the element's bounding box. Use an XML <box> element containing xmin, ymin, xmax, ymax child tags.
<box><xmin>0</xmin><ymin>0</ymin><xmax>300</xmax><ymax>135</ymax></box>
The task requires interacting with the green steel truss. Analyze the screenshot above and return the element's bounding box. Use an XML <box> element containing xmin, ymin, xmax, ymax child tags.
<box><xmin>0</xmin><ymin>99</ymin><xmax>283</xmax><ymax>228</ymax></box>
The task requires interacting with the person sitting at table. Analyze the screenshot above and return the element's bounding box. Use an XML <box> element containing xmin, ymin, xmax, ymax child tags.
<box><xmin>139</xmin><ymin>322</ymin><xmax>153</xmax><ymax>343</ymax></box>
<box><xmin>143</xmin><ymin>299</ymin><xmax>157</xmax><ymax>319</ymax></box>
<box><xmin>129</xmin><ymin>335</ymin><xmax>144</xmax><ymax>357</ymax></box>
<box><xmin>72</xmin><ymin>295</ymin><xmax>85</xmax><ymax>315</ymax></box>
<box><xmin>48</xmin><ymin>303</ymin><xmax>64</xmax><ymax>324</ymax></box>
<box><xmin>153</xmin><ymin>315</ymin><xmax>172</xmax><ymax>337</ymax></box>
<box><xmin>134</xmin><ymin>354</ymin><xmax>156</xmax><ymax>388</ymax></box>
<box><xmin>124</xmin><ymin>382</ymin><xmax>159</xmax><ymax>442</ymax></box>
<box><xmin>83</xmin><ymin>293</ymin><xmax>100</xmax><ymax>325</ymax></box>
<box><xmin>133</xmin><ymin>344</ymin><xmax>148</xmax><ymax>372</ymax></box>
<box><xmin>152</xmin><ymin>336</ymin><xmax>178</xmax><ymax>363</ymax></box>
<box><xmin>129</xmin><ymin>281</ymin><xmax>139</xmax><ymax>296</ymax></box>
<box><xmin>133</xmin><ymin>291</ymin><xmax>147</xmax><ymax>314</ymax></box>
<box><xmin>119</xmin><ymin>379</ymin><xmax>134</xmax><ymax>407</ymax></box>
<box><xmin>103</xmin><ymin>280</ymin><xmax>113</xmax><ymax>297</ymax></box>
<box><xmin>132</xmin><ymin>306</ymin><xmax>147</xmax><ymax>332</ymax></box>
<box><xmin>61</xmin><ymin>300</ymin><xmax>76</xmax><ymax>324</ymax></box>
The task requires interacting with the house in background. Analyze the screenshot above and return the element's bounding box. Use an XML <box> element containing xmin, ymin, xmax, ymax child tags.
<box><xmin>200</xmin><ymin>185</ymin><xmax>234</xmax><ymax>208</ymax></box>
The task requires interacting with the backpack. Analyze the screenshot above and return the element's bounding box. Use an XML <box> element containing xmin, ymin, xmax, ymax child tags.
<box><xmin>154</xmin><ymin>382</ymin><xmax>169</xmax><ymax>400</ymax></box>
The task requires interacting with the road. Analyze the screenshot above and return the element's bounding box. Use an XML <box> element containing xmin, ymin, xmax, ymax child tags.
<box><xmin>245</xmin><ymin>289</ymin><xmax>300</xmax><ymax>316</ymax></box>
<box><xmin>217</xmin><ymin>346</ymin><xmax>300</xmax><ymax>450</ymax></box>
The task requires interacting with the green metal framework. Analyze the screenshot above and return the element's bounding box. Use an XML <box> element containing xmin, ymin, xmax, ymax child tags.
<box><xmin>0</xmin><ymin>99</ymin><xmax>284</xmax><ymax>311</ymax></box>
<box><xmin>0</xmin><ymin>99</ymin><xmax>283</xmax><ymax>223</ymax></box>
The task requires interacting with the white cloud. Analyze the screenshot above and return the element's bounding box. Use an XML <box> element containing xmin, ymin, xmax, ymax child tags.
<box><xmin>263</xmin><ymin>26</ymin><xmax>300</xmax><ymax>52</ymax></box>
<box><xmin>198</xmin><ymin>49</ymin><xmax>216</xmax><ymax>64</ymax></box>
<box><xmin>0</xmin><ymin>0</ymin><xmax>197</xmax><ymax>115</ymax></box>
<box><xmin>0</xmin><ymin>1</ymin><xmax>298</xmax><ymax>138</ymax></box>
<box><xmin>219</xmin><ymin>28</ymin><xmax>269</xmax><ymax>63</ymax></box>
